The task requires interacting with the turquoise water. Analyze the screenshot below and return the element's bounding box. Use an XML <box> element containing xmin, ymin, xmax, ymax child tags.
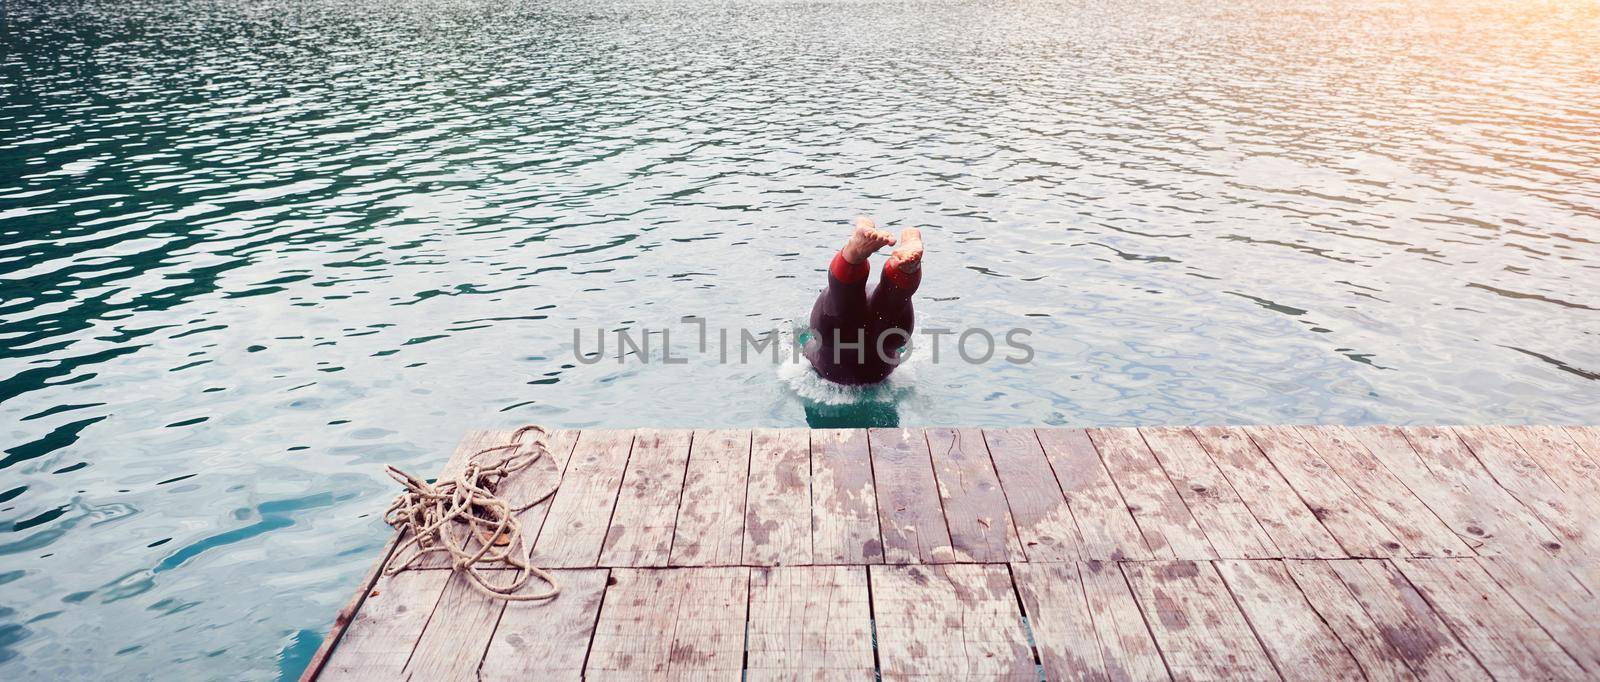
<box><xmin>2</xmin><ymin>0</ymin><xmax>1598</xmax><ymax>676</ymax></box>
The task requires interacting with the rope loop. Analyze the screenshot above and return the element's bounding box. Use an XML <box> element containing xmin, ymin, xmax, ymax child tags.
<box><xmin>381</xmin><ymin>425</ymin><xmax>561</xmax><ymax>601</ymax></box>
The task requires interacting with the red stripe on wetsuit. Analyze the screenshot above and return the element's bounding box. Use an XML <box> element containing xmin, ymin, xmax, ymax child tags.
<box><xmin>882</xmin><ymin>258</ymin><xmax>920</xmax><ymax>290</ymax></box>
<box><xmin>830</xmin><ymin>249</ymin><xmax>920</xmax><ymax>290</ymax></box>
<box><xmin>829</xmin><ymin>250</ymin><xmax>870</xmax><ymax>283</ymax></box>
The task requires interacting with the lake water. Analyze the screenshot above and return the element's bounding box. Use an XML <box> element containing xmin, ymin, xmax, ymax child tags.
<box><xmin>2</xmin><ymin>0</ymin><xmax>1598</xmax><ymax>677</ymax></box>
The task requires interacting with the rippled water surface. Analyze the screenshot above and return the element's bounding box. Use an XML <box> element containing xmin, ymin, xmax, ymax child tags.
<box><xmin>3</xmin><ymin>0</ymin><xmax>1599</xmax><ymax>676</ymax></box>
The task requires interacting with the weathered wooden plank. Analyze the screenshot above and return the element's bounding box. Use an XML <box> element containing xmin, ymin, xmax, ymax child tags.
<box><xmin>1081</xmin><ymin>560</ymin><xmax>1173</xmax><ymax>681</ymax></box>
<box><xmin>458</xmin><ymin>428</ymin><xmax>577</xmax><ymax>514</ymax></box>
<box><xmin>1505</xmin><ymin>425</ymin><xmax>1600</xmax><ymax>497</ymax></box>
<box><xmin>1215</xmin><ymin>560</ymin><xmax>1363</xmax><ymax>680</ymax></box>
<box><xmin>665</xmin><ymin>567</ymin><xmax>751</xmax><ymax>678</ymax></box>
<box><xmin>531</xmin><ymin>429</ymin><xmax>634</xmax><ymax>568</ymax></box>
<box><xmin>404</xmin><ymin>430</ymin><xmax>580</xmax><ymax>570</ymax></box>
<box><xmin>868</xmin><ymin>428</ymin><xmax>955</xmax><ymax>564</ymax></box>
<box><xmin>1560</xmin><ymin>426</ymin><xmax>1600</xmax><ymax>476</ymax></box>
<box><xmin>1296</xmin><ymin>426</ymin><xmax>1473</xmax><ymax>558</ymax></box>
<box><xmin>1014</xmin><ymin>561</ymin><xmax>1170</xmax><ymax>681</ymax></box>
<box><xmin>301</xmin><ymin>536</ymin><xmax>403</xmax><ymax>682</ymax></box>
<box><xmin>1506</xmin><ymin>427</ymin><xmax>1600</xmax><ymax>588</ymax></box>
<box><xmin>1397</xmin><ymin>558</ymin><xmax>1585</xmax><ymax>680</ymax></box>
<box><xmin>1476</xmin><ymin>556</ymin><xmax>1600</xmax><ymax>675</ymax></box>
<box><xmin>1035</xmin><ymin>428</ymin><xmax>1152</xmax><ymax>561</ymax></box>
<box><xmin>743</xmin><ymin>429</ymin><xmax>813</xmax><ymax>566</ymax></box>
<box><xmin>584</xmin><ymin>568</ymin><xmax>683</xmax><ymax>678</ymax></box>
<box><xmin>600</xmin><ymin>429</ymin><xmax>692</xmax><ymax>568</ymax></box>
<box><xmin>585</xmin><ymin>567</ymin><xmax>749</xmax><ymax>679</ymax></box>
<box><xmin>1323</xmin><ymin>559</ymin><xmax>1489</xmax><ymax>681</ymax></box>
<box><xmin>318</xmin><ymin>569</ymin><xmax>450</xmax><ymax>680</ymax></box>
<box><xmin>1568</xmin><ymin>561</ymin><xmax>1600</xmax><ymax>597</ymax></box>
<box><xmin>1281</xmin><ymin>560</ymin><xmax>1421</xmax><ymax>681</ymax></box>
<box><xmin>479</xmin><ymin>569</ymin><xmax>610</xmax><ymax>681</ymax></box>
<box><xmin>670</xmin><ymin>429</ymin><xmax>751</xmax><ymax>567</ymax></box>
<box><xmin>1011</xmin><ymin>562</ymin><xmax>1105</xmax><ymax>681</ymax></box>
<box><xmin>1398</xmin><ymin>426</ymin><xmax>1566</xmax><ymax>558</ymax></box>
<box><xmin>1190</xmin><ymin>426</ymin><xmax>1344</xmax><ymax>559</ymax></box>
<box><xmin>810</xmin><ymin>428</ymin><xmax>883</xmax><ymax>564</ymax></box>
<box><xmin>981</xmin><ymin>427</ymin><xmax>1079</xmax><ymax>562</ymax></box>
<box><xmin>747</xmin><ymin>566</ymin><xmax>874</xmax><ymax>680</ymax></box>
<box><xmin>402</xmin><ymin>570</ymin><xmax>521</xmax><ymax>680</ymax></box>
<box><xmin>1087</xmin><ymin>428</ymin><xmax>1217</xmax><ymax>560</ymax></box>
<box><xmin>1142</xmin><ymin>427</ymin><xmax>1279</xmax><ymax>559</ymax></box>
<box><xmin>1246</xmin><ymin>425</ymin><xmax>1405</xmax><ymax>557</ymax></box>
<box><xmin>1346</xmin><ymin>426</ymin><xmax>1507</xmax><ymax>555</ymax></box>
<box><xmin>1452</xmin><ymin>425</ymin><xmax>1595</xmax><ymax>557</ymax></box>
<box><xmin>1121</xmin><ymin>560</ymin><xmax>1279</xmax><ymax>680</ymax></box>
<box><xmin>499</xmin><ymin>428</ymin><xmax>583</xmax><ymax>517</ymax></box>
<box><xmin>871</xmin><ymin>564</ymin><xmax>1034</xmax><ymax>679</ymax></box>
<box><xmin>923</xmin><ymin>427</ymin><xmax>1022</xmax><ymax>563</ymax></box>
<box><xmin>442</xmin><ymin>430</ymin><xmax>510</xmax><ymax>477</ymax></box>
<box><xmin>305</xmin><ymin>429</ymin><xmax>517</xmax><ymax>678</ymax></box>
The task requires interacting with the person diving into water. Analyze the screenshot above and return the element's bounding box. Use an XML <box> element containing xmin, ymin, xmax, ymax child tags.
<box><xmin>804</xmin><ymin>217</ymin><xmax>924</xmax><ymax>385</ymax></box>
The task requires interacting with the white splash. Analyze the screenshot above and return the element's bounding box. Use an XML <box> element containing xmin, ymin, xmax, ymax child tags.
<box><xmin>777</xmin><ymin>347</ymin><xmax>920</xmax><ymax>406</ymax></box>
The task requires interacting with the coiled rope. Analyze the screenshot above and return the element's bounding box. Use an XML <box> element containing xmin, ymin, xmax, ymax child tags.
<box><xmin>381</xmin><ymin>425</ymin><xmax>561</xmax><ymax>601</ymax></box>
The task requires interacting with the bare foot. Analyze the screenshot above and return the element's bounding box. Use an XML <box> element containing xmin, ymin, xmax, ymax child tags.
<box><xmin>887</xmin><ymin>227</ymin><xmax>923</xmax><ymax>273</ymax></box>
<box><xmin>841</xmin><ymin>216</ymin><xmax>896</xmax><ymax>264</ymax></box>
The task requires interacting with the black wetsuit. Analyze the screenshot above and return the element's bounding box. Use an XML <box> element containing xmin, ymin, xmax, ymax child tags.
<box><xmin>804</xmin><ymin>252</ymin><xmax>921</xmax><ymax>385</ymax></box>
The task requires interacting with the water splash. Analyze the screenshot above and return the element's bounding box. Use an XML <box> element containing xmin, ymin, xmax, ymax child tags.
<box><xmin>777</xmin><ymin>352</ymin><xmax>920</xmax><ymax>407</ymax></box>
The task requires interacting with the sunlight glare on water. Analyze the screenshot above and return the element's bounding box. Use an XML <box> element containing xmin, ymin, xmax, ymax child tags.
<box><xmin>1</xmin><ymin>0</ymin><xmax>1598</xmax><ymax>677</ymax></box>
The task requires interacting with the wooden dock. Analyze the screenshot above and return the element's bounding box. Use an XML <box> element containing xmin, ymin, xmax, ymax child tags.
<box><xmin>303</xmin><ymin>425</ymin><xmax>1600</xmax><ymax>680</ymax></box>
